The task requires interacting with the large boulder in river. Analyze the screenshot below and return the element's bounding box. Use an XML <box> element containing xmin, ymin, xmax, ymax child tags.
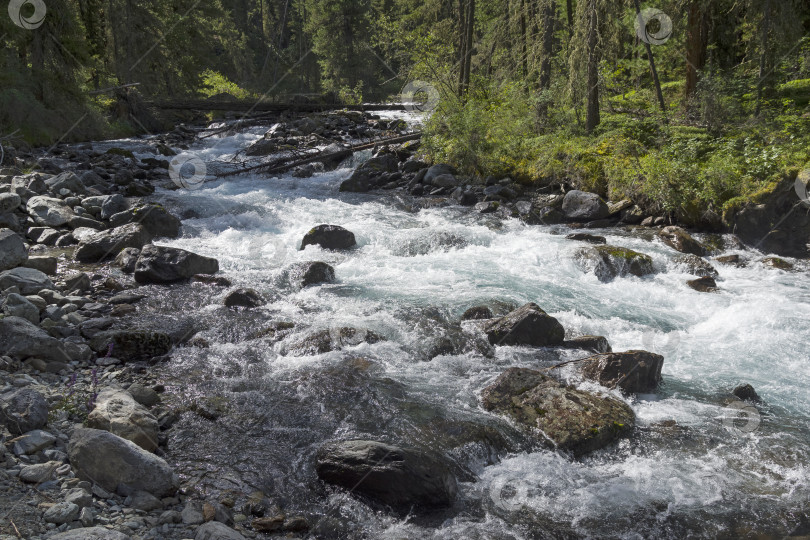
<box><xmin>580</xmin><ymin>350</ymin><xmax>664</xmax><ymax>394</ymax></box>
<box><xmin>26</xmin><ymin>196</ymin><xmax>74</xmax><ymax>227</ymax></box>
<box><xmin>561</xmin><ymin>190</ymin><xmax>610</xmax><ymax>221</ymax></box>
<box><xmin>0</xmin><ymin>316</ymin><xmax>67</xmax><ymax>362</ymax></box>
<box><xmin>75</xmin><ymin>223</ymin><xmax>152</xmax><ymax>262</ymax></box>
<box><xmin>300</xmin><ymin>224</ymin><xmax>356</xmax><ymax>251</ymax></box>
<box><xmin>0</xmin><ymin>267</ymin><xmax>53</xmax><ymax>294</ymax></box>
<box><xmin>68</xmin><ymin>428</ymin><xmax>177</xmax><ymax>496</ymax></box>
<box><xmin>658</xmin><ymin>226</ymin><xmax>709</xmax><ymax>256</ymax></box>
<box><xmin>574</xmin><ymin>245</ymin><xmax>654</xmax><ymax>282</ymax></box>
<box><xmin>289</xmin><ymin>261</ymin><xmax>335</xmax><ymax>287</ymax></box>
<box><xmin>0</xmin><ymin>388</ymin><xmax>49</xmax><ymax>435</ymax></box>
<box><xmin>483</xmin><ymin>303</ymin><xmax>565</xmax><ymax>347</ymax></box>
<box><xmin>316</xmin><ymin>440</ymin><xmax>457</xmax><ymax>510</ymax></box>
<box><xmin>110</xmin><ymin>204</ymin><xmax>181</xmax><ymax>239</ymax></box>
<box><xmin>134</xmin><ymin>245</ymin><xmax>219</xmax><ymax>284</ymax></box>
<box><xmin>0</xmin><ymin>228</ymin><xmax>27</xmax><ymax>270</ymax></box>
<box><xmin>86</xmin><ymin>388</ymin><xmax>159</xmax><ymax>451</ymax></box>
<box><xmin>481</xmin><ymin>368</ymin><xmax>634</xmax><ymax>456</ymax></box>
<box><xmin>223</xmin><ymin>288</ymin><xmax>264</xmax><ymax>309</ymax></box>
<box><xmin>89</xmin><ymin>329</ymin><xmax>171</xmax><ymax>362</ymax></box>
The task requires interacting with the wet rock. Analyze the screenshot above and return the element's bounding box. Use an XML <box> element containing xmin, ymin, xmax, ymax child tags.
<box><xmin>108</xmin><ymin>292</ymin><xmax>146</xmax><ymax>305</ymax></box>
<box><xmin>134</xmin><ymin>244</ymin><xmax>219</xmax><ymax>284</ymax></box>
<box><xmin>287</xmin><ymin>327</ymin><xmax>383</xmax><ymax>355</ymax></box>
<box><xmin>300</xmin><ymin>224</ymin><xmax>356</xmax><ymax>251</ymax></box>
<box><xmin>621</xmin><ymin>204</ymin><xmax>645</xmax><ymax>224</ymax></box>
<box><xmin>291</xmin><ymin>261</ymin><xmax>335</xmax><ymax>287</ymax></box>
<box><xmin>63</xmin><ymin>271</ymin><xmax>91</xmax><ymax>293</ymax></box>
<box><xmin>195</xmin><ymin>521</ymin><xmax>247</xmax><ymax>540</ymax></box>
<box><xmin>423</xmin><ymin>164</ymin><xmax>456</xmax><ymax>185</ymax></box>
<box><xmin>127</xmin><ymin>383</ymin><xmax>160</xmax><ymax>407</ymax></box>
<box><xmin>192</xmin><ymin>274</ymin><xmax>232</xmax><ymax>286</ymax></box>
<box><xmin>75</xmin><ymin>223</ymin><xmax>152</xmax><ymax>263</ymax></box>
<box><xmin>0</xmin><ymin>388</ymin><xmax>49</xmax><ymax>434</ymax></box>
<box><xmin>26</xmin><ymin>196</ymin><xmax>74</xmax><ymax>227</ymax></box>
<box><xmin>87</xmin><ymin>388</ymin><xmax>160</xmax><ymax>451</ymax></box>
<box><xmin>316</xmin><ymin>440</ymin><xmax>457</xmax><ymax>510</ymax></box>
<box><xmin>44</xmin><ymin>502</ymin><xmax>80</xmax><ymax>524</ymax></box>
<box><xmin>49</xmin><ymin>526</ymin><xmax>132</xmax><ymax>539</ymax></box>
<box><xmin>562</xmin><ymin>335</ymin><xmax>612</xmax><ymax>353</ymax></box>
<box><xmin>0</xmin><ymin>316</ymin><xmax>68</xmax><ymax>362</ymax></box>
<box><xmin>340</xmin><ymin>154</ymin><xmax>399</xmax><ymax>192</ymax></box>
<box><xmin>475</xmin><ymin>201</ymin><xmax>499</xmax><ymax>214</ymax></box>
<box><xmin>68</xmin><ymin>427</ymin><xmax>177</xmax><ymax>496</ymax></box>
<box><xmin>574</xmin><ymin>245</ymin><xmax>654</xmax><ymax>282</ymax></box>
<box><xmin>0</xmin><ymin>266</ymin><xmax>54</xmax><ymax>294</ymax></box>
<box><xmin>566</xmin><ymin>232</ymin><xmax>606</xmax><ymax>245</ymax></box>
<box><xmin>672</xmin><ymin>254</ymin><xmax>719</xmax><ymax>278</ymax></box>
<box><xmin>252</xmin><ymin>515</ymin><xmax>284</xmax><ymax>532</ymax></box>
<box><xmin>659</xmin><ymin>226</ymin><xmax>709</xmax><ymax>256</ymax></box>
<box><xmin>761</xmin><ymin>256</ymin><xmax>794</xmax><ymax>270</ymax></box>
<box><xmin>580</xmin><ymin>350</ymin><xmax>665</xmax><ymax>393</ymax></box>
<box><xmin>89</xmin><ymin>330</ymin><xmax>171</xmax><ymax>362</ymax></box>
<box><xmin>715</xmin><ymin>254</ymin><xmax>743</xmax><ymax>266</ymax></box>
<box><xmin>112</xmin><ymin>204</ymin><xmax>182</xmax><ymax>239</ymax></box>
<box><xmin>481</xmin><ymin>367</ymin><xmax>634</xmax><ymax>456</ymax></box>
<box><xmin>23</xmin><ymin>255</ymin><xmax>57</xmax><ymax>275</ymax></box>
<box><xmin>561</xmin><ymin>190</ymin><xmax>610</xmax><ymax>221</ymax></box>
<box><xmin>483</xmin><ymin>303</ymin><xmax>565</xmax><ymax>347</ymax></box>
<box><xmin>113</xmin><ymin>247</ymin><xmax>141</xmax><ymax>273</ymax></box>
<box><xmin>0</xmin><ymin>229</ymin><xmax>27</xmax><ymax>271</ymax></box>
<box><xmin>461</xmin><ymin>305</ymin><xmax>493</xmax><ymax>321</ymax></box>
<box><xmin>224</xmin><ymin>288</ymin><xmax>264</xmax><ymax>309</ymax></box>
<box><xmin>733</xmin><ymin>384</ymin><xmax>761</xmax><ymax>402</ymax></box>
<box><xmin>687</xmin><ymin>276</ymin><xmax>718</xmax><ymax>292</ymax></box>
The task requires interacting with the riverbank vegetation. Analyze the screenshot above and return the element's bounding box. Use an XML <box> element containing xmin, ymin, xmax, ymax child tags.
<box><xmin>2</xmin><ymin>1</ymin><xmax>809</xmax><ymax>220</ymax></box>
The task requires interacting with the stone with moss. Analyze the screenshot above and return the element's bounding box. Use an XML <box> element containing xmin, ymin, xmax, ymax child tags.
<box><xmin>481</xmin><ymin>367</ymin><xmax>634</xmax><ymax>456</ymax></box>
<box><xmin>574</xmin><ymin>245</ymin><xmax>654</xmax><ymax>282</ymax></box>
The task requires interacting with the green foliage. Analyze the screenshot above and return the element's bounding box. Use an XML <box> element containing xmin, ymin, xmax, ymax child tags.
<box><xmin>199</xmin><ymin>70</ymin><xmax>252</xmax><ymax>100</ymax></box>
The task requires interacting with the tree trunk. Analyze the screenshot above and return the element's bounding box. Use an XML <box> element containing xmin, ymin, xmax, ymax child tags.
<box><xmin>537</xmin><ymin>0</ymin><xmax>555</xmax><ymax>117</ymax></box>
<box><xmin>755</xmin><ymin>0</ymin><xmax>772</xmax><ymax>116</ymax></box>
<box><xmin>566</xmin><ymin>0</ymin><xmax>574</xmax><ymax>37</ymax></box>
<box><xmin>585</xmin><ymin>0</ymin><xmax>600</xmax><ymax>133</ymax></box>
<box><xmin>685</xmin><ymin>1</ymin><xmax>708</xmax><ymax>101</ymax></box>
<box><xmin>459</xmin><ymin>0</ymin><xmax>474</xmax><ymax>96</ymax></box>
<box><xmin>520</xmin><ymin>0</ymin><xmax>528</xmax><ymax>80</ymax></box>
<box><xmin>633</xmin><ymin>0</ymin><xmax>666</xmax><ymax>116</ymax></box>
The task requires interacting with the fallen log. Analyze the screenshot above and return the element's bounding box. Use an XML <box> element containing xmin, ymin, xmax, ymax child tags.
<box><xmin>218</xmin><ymin>132</ymin><xmax>422</xmax><ymax>177</ymax></box>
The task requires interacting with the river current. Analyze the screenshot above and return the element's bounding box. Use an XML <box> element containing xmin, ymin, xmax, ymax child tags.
<box><xmin>98</xmin><ymin>114</ymin><xmax>810</xmax><ymax>539</ymax></box>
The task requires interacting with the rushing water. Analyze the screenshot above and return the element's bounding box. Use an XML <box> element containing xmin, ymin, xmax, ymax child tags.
<box><xmin>112</xmin><ymin>117</ymin><xmax>810</xmax><ymax>538</ymax></box>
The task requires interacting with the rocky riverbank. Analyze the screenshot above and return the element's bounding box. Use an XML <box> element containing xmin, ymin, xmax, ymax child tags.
<box><xmin>0</xmin><ymin>110</ymin><xmax>806</xmax><ymax>539</ymax></box>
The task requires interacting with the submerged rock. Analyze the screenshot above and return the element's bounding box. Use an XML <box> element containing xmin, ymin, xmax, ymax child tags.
<box><xmin>672</xmin><ymin>254</ymin><xmax>719</xmax><ymax>278</ymax></box>
<box><xmin>316</xmin><ymin>440</ymin><xmax>457</xmax><ymax>510</ymax></box>
<box><xmin>286</xmin><ymin>327</ymin><xmax>383</xmax><ymax>355</ymax></box>
<box><xmin>565</xmin><ymin>232</ymin><xmax>606</xmax><ymax>245</ymax></box>
<box><xmin>89</xmin><ymin>329</ymin><xmax>171</xmax><ymax>362</ymax></box>
<box><xmin>580</xmin><ymin>350</ymin><xmax>665</xmax><ymax>393</ymax></box>
<box><xmin>300</xmin><ymin>224</ymin><xmax>357</xmax><ymax>251</ymax></box>
<box><xmin>68</xmin><ymin>428</ymin><xmax>177</xmax><ymax>497</ymax></box>
<box><xmin>732</xmin><ymin>383</ymin><xmax>761</xmax><ymax>402</ymax></box>
<box><xmin>687</xmin><ymin>276</ymin><xmax>718</xmax><ymax>292</ymax></box>
<box><xmin>483</xmin><ymin>303</ymin><xmax>565</xmax><ymax>347</ymax></box>
<box><xmin>290</xmin><ymin>261</ymin><xmax>335</xmax><ymax>287</ymax></box>
<box><xmin>574</xmin><ymin>245</ymin><xmax>654</xmax><ymax>282</ymax></box>
<box><xmin>481</xmin><ymin>368</ymin><xmax>634</xmax><ymax>456</ymax></box>
<box><xmin>224</xmin><ymin>288</ymin><xmax>264</xmax><ymax>309</ymax></box>
<box><xmin>134</xmin><ymin>244</ymin><xmax>219</xmax><ymax>284</ymax></box>
<box><xmin>461</xmin><ymin>305</ymin><xmax>493</xmax><ymax>321</ymax></box>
